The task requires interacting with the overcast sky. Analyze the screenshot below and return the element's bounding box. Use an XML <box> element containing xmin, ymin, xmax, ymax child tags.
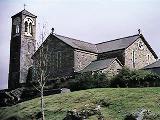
<box><xmin>0</xmin><ymin>0</ymin><xmax>160</xmax><ymax>89</ymax></box>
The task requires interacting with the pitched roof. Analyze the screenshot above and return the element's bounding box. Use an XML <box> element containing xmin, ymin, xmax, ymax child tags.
<box><xmin>35</xmin><ymin>33</ymin><xmax>157</xmax><ymax>59</ymax></box>
<box><xmin>96</xmin><ymin>34</ymin><xmax>140</xmax><ymax>53</ymax></box>
<box><xmin>140</xmin><ymin>35</ymin><xmax>158</xmax><ymax>59</ymax></box>
<box><xmin>53</xmin><ymin>34</ymin><xmax>141</xmax><ymax>53</ymax></box>
<box><xmin>54</xmin><ymin>33</ymin><xmax>158</xmax><ymax>59</ymax></box>
<box><xmin>54</xmin><ymin>34</ymin><xmax>98</xmax><ymax>53</ymax></box>
<box><xmin>12</xmin><ymin>9</ymin><xmax>37</xmax><ymax>18</ymax></box>
<box><xmin>80</xmin><ymin>58</ymin><xmax>119</xmax><ymax>73</ymax></box>
<box><xmin>144</xmin><ymin>60</ymin><xmax>160</xmax><ymax>69</ymax></box>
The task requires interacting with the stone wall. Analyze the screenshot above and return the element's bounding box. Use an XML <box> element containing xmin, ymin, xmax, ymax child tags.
<box><xmin>8</xmin><ymin>13</ymin><xmax>37</xmax><ymax>89</ymax></box>
<box><xmin>32</xmin><ymin>35</ymin><xmax>74</xmax><ymax>82</ymax></box>
<box><xmin>97</xmin><ymin>49</ymin><xmax>125</xmax><ymax>65</ymax></box>
<box><xmin>125</xmin><ymin>38</ymin><xmax>156</xmax><ymax>69</ymax></box>
<box><xmin>74</xmin><ymin>50</ymin><xmax>97</xmax><ymax>72</ymax></box>
<box><xmin>8</xmin><ymin>35</ymin><xmax>21</xmax><ymax>89</ymax></box>
<box><xmin>20</xmin><ymin>15</ymin><xmax>36</xmax><ymax>84</ymax></box>
<box><xmin>102</xmin><ymin>59</ymin><xmax>122</xmax><ymax>77</ymax></box>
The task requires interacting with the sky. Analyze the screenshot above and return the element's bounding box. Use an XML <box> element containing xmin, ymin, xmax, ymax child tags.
<box><xmin>0</xmin><ymin>0</ymin><xmax>160</xmax><ymax>89</ymax></box>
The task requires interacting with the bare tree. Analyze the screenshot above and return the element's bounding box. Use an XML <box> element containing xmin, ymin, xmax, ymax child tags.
<box><xmin>32</xmin><ymin>23</ymin><xmax>50</xmax><ymax>120</ymax></box>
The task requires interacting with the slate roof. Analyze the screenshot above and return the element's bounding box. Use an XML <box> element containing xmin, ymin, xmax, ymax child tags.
<box><xmin>54</xmin><ymin>34</ymin><xmax>141</xmax><ymax>53</ymax></box>
<box><xmin>96</xmin><ymin>34</ymin><xmax>140</xmax><ymax>53</ymax></box>
<box><xmin>144</xmin><ymin>60</ymin><xmax>160</xmax><ymax>69</ymax></box>
<box><xmin>12</xmin><ymin>9</ymin><xmax>37</xmax><ymax>18</ymax></box>
<box><xmin>80</xmin><ymin>58</ymin><xmax>118</xmax><ymax>72</ymax></box>
<box><xmin>54</xmin><ymin>34</ymin><xmax>98</xmax><ymax>53</ymax></box>
<box><xmin>34</xmin><ymin>33</ymin><xmax>157</xmax><ymax>59</ymax></box>
<box><xmin>53</xmin><ymin>33</ymin><xmax>158</xmax><ymax>59</ymax></box>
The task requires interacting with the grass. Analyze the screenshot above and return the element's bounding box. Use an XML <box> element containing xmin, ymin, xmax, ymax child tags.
<box><xmin>0</xmin><ymin>87</ymin><xmax>160</xmax><ymax>120</ymax></box>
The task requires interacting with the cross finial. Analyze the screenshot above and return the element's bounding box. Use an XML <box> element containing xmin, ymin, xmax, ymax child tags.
<box><xmin>51</xmin><ymin>28</ymin><xmax>54</xmax><ymax>34</ymax></box>
<box><xmin>24</xmin><ymin>4</ymin><xmax>26</xmax><ymax>10</ymax></box>
<box><xmin>138</xmin><ymin>29</ymin><xmax>141</xmax><ymax>35</ymax></box>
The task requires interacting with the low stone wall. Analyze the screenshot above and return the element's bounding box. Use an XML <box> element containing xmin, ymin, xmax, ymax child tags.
<box><xmin>0</xmin><ymin>87</ymin><xmax>63</xmax><ymax>107</ymax></box>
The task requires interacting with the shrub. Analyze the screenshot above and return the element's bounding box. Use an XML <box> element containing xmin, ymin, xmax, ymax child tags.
<box><xmin>68</xmin><ymin>72</ymin><xmax>110</xmax><ymax>91</ymax></box>
<box><xmin>68</xmin><ymin>67</ymin><xmax>160</xmax><ymax>90</ymax></box>
<box><xmin>111</xmin><ymin>67</ymin><xmax>160</xmax><ymax>88</ymax></box>
<box><xmin>110</xmin><ymin>67</ymin><xmax>131</xmax><ymax>87</ymax></box>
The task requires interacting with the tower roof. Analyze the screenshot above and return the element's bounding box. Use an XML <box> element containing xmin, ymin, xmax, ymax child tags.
<box><xmin>11</xmin><ymin>9</ymin><xmax>37</xmax><ymax>18</ymax></box>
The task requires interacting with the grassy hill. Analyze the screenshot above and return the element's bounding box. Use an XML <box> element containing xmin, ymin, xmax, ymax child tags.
<box><xmin>0</xmin><ymin>88</ymin><xmax>160</xmax><ymax>120</ymax></box>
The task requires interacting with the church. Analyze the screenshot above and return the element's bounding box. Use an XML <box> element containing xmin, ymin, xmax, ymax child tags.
<box><xmin>8</xmin><ymin>9</ymin><xmax>158</xmax><ymax>89</ymax></box>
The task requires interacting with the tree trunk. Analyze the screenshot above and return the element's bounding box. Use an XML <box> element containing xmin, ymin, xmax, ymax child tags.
<box><xmin>41</xmin><ymin>86</ymin><xmax>45</xmax><ymax>120</ymax></box>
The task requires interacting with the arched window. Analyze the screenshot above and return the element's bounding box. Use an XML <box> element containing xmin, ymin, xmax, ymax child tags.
<box><xmin>147</xmin><ymin>55</ymin><xmax>150</xmax><ymax>65</ymax></box>
<box><xmin>16</xmin><ymin>25</ymin><xmax>19</xmax><ymax>33</ymax></box>
<box><xmin>56</xmin><ymin>51</ymin><xmax>62</xmax><ymax>69</ymax></box>
<box><xmin>24</xmin><ymin>17</ymin><xmax>34</xmax><ymax>36</ymax></box>
<box><xmin>132</xmin><ymin>50</ymin><xmax>135</xmax><ymax>68</ymax></box>
<box><xmin>25</xmin><ymin>21</ymin><xmax>28</xmax><ymax>32</ymax></box>
<box><xmin>29</xmin><ymin>22</ymin><xmax>32</xmax><ymax>35</ymax></box>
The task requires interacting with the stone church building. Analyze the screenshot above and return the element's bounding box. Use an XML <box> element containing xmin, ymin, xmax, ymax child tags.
<box><xmin>8</xmin><ymin>9</ymin><xmax>158</xmax><ymax>89</ymax></box>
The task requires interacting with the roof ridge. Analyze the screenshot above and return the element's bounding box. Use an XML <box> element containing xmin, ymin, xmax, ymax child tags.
<box><xmin>96</xmin><ymin>34</ymin><xmax>140</xmax><ymax>45</ymax></box>
<box><xmin>54</xmin><ymin>33</ymin><xmax>95</xmax><ymax>45</ymax></box>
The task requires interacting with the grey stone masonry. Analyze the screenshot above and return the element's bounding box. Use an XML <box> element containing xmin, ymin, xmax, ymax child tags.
<box><xmin>8</xmin><ymin>10</ymin><xmax>37</xmax><ymax>89</ymax></box>
<box><xmin>74</xmin><ymin>49</ymin><xmax>97</xmax><ymax>72</ymax></box>
<box><xmin>8</xmin><ymin>9</ymin><xmax>159</xmax><ymax>90</ymax></box>
<box><xmin>102</xmin><ymin>59</ymin><xmax>122</xmax><ymax>77</ymax></box>
<box><xmin>125</xmin><ymin>38</ymin><xmax>156</xmax><ymax>69</ymax></box>
<box><xmin>97</xmin><ymin>49</ymin><xmax>125</xmax><ymax>65</ymax></box>
<box><xmin>32</xmin><ymin>33</ymin><xmax>158</xmax><ymax>83</ymax></box>
<box><xmin>32</xmin><ymin>35</ymin><xmax>74</xmax><ymax>82</ymax></box>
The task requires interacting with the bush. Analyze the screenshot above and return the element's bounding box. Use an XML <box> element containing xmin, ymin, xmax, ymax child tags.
<box><xmin>68</xmin><ymin>67</ymin><xmax>160</xmax><ymax>90</ymax></box>
<box><xmin>111</xmin><ymin>67</ymin><xmax>160</xmax><ymax>88</ymax></box>
<box><xmin>68</xmin><ymin>72</ymin><xmax>110</xmax><ymax>91</ymax></box>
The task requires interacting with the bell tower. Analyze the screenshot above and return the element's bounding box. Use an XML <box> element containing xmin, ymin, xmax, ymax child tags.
<box><xmin>8</xmin><ymin>9</ymin><xmax>37</xmax><ymax>89</ymax></box>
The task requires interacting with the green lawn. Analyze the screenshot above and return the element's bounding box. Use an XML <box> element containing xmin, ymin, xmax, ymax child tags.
<box><xmin>0</xmin><ymin>88</ymin><xmax>160</xmax><ymax>120</ymax></box>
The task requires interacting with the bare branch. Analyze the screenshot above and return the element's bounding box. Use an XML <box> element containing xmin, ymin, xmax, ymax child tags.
<box><xmin>32</xmin><ymin>83</ymin><xmax>41</xmax><ymax>93</ymax></box>
<box><xmin>32</xmin><ymin>23</ymin><xmax>50</xmax><ymax>120</ymax></box>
